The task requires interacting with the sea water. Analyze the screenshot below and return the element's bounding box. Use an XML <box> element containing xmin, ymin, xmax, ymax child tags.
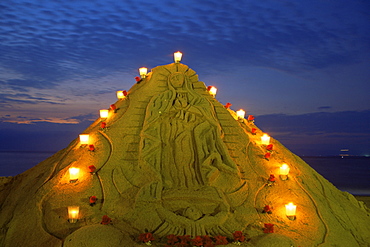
<box><xmin>0</xmin><ymin>151</ymin><xmax>369</xmax><ymax>195</ymax></box>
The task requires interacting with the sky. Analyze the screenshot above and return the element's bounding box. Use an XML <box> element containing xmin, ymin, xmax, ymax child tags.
<box><xmin>0</xmin><ymin>0</ymin><xmax>369</xmax><ymax>157</ymax></box>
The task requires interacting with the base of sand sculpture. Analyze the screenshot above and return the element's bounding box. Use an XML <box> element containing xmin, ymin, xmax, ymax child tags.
<box><xmin>0</xmin><ymin>63</ymin><xmax>369</xmax><ymax>247</ymax></box>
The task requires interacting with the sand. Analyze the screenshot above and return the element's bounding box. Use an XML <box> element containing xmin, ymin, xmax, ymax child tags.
<box><xmin>0</xmin><ymin>63</ymin><xmax>369</xmax><ymax>247</ymax></box>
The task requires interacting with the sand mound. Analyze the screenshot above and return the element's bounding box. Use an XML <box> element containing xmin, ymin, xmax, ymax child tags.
<box><xmin>0</xmin><ymin>63</ymin><xmax>369</xmax><ymax>247</ymax></box>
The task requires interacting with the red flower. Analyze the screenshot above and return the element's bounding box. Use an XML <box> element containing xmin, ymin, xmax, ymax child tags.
<box><xmin>178</xmin><ymin>235</ymin><xmax>191</xmax><ymax>244</ymax></box>
<box><xmin>268</xmin><ymin>174</ymin><xmax>275</xmax><ymax>182</ymax></box>
<box><xmin>266</xmin><ymin>144</ymin><xmax>273</xmax><ymax>151</ymax></box>
<box><xmin>166</xmin><ymin>234</ymin><xmax>179</xmax><ymax>245</ymax></box>
<box><xmin>264</xmin><ymin>152</ymin><xmax>271</xmax><ymax>159</ymax></box>
<box><xmin>191</xmin><ymin>236</ymin><xmax>204</xmax><ymax>246</ymax></box>
<box><xmin>224</xmin><ymin>102</ymin><xmax>232</xmax><ymax>109</ymax></box>
<box><xmin>88</xmin><ymin>165</ymin><xmax>96</xmax><ymax>173</ymax></box>
<box><xmin>89</xmin><ymin>144</ymin><xmax>95</xmax><ymax>151</ymax></box>
<box><xmin>139</xmin><ymin>232</ymin><xmax>155</xmax><ymax>243</ymax></box>
<box><xmin>233</xmin><ymin>231</ymin><xmax>245</xmax><ymax>242</ymax></box>
<box><xmin>263</xmin><ymin>205</ymin><xmax>272</xmax><ymax>213</ymax></box>
<box><xmin>251</xmin><ymin>128</ymin><xmax>257</xmax><ymax>134</ymax></box>
<box><xmin>247</xmin><ymin>115</ymin><xmax>255</xmax><ymax>121</ymax></box>
<box><xmin>110</xmin><ymin>104</ymin><xmax>116</xmax><ymax>110</ymax></box>
<box><xmin>122</xmin><ymin>90</ymin><xmax>128</xmax><ymax>96</ymax></box>
<box><xmin>263</xmin><ymin>223</ymin><xmax>274</xmax><ymax>233</ymax></box>
<box><xmin>214</xmin><ymin>235</ymin><xmax>228</xmax><ymax>245</ymax></box>
<box><xmin>89</xmin><ymin>196</ymin><xmax>97</xmax><ymax>204</ymax></box>
<box><xmin>135</xmin><ymin>76</ymin><xmax>141</xmax><ymax>82</ymax></box>
<box><xmin>101</xmin><ymin>215</ymin><xmax>112</xmax><ymax>225</ymax></box>
<box><xmin>101</xmin><ymin>122</ymin><xmax>106</xmax><ymax>129</ymax></box>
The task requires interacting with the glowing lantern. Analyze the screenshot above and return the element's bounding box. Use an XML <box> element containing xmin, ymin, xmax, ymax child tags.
<box><xmin>280</xmin><ymin>163</ymin><xmax>290</xmax><ymax>180</ymax></box>
<box><xmin>100</xmin><ymin>109</ymin><xmax>109</xmax><ymax>119</ymax></box>
<box><xmin>261</xmin><ymin>134</ymin><xmax>270</xmax><ymax>145</ymax></box>
<box><xmin>207</xmin><ymin>86</ymin><xmax>217</xmax><ymax>97</ymax></box>
<box><xmin>236</xmin><ymin>109</ymin><xmax>245</xmax><ymax>119</ymax></box>
<box><xmin>79</xmin><ymin>134</ymin><xmax>89</xmax><ymax>145</ymax></box>
<box><xmin>68</xmin><ymin>206</ymin><xmax>80</xmax><ymax>223</ymax></box>
<box><xmin>285</xmin><ymin>202</ymin><xmax>297</xmax><ymax>220</ymax></box>
<box><xmin>174</xmin><ymin>51</ymin><xmax>182</xmax><ymax>63</ymax></box>
<box><xmin>69</xmin><ymin>167</ymin><xmax>80</xmax><ymax>182</ymax></box>
<box><xmin>116</xmin><ymin>90</ymin><xmax>126</xmax><ymax>100</ymax></box>
<box><xmin>139</xmin><ymin>67</ymin><xmax>148</xmax><ymax>78</ymax></box>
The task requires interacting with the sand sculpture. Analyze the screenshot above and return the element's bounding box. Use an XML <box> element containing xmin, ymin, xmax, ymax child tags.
<box><xmin>0</xmin><ymin>59</ymin><xmax>369</xmax><ymax>247</ymax></box>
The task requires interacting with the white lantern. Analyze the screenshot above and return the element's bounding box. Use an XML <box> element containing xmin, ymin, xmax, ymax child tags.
<box><xmin>236</xmin><ymin>109</ymin><xmax>246</xmax><ymax>119</ymax></box>
<box><xmin>99</xmin><ymin>109</ymin><xmax>109</xmax><ymax>119</ymax></box>
<box><xmin>280</xmin><ymin>163</ymin><xmax>290</xmax><ymax>180</ymax></box>
<box><xmin>79</xmin><ymin>134</ymin><xmax>89</xmax><ymax>145</ymax></box>
<box><xmin>116</xmin><ymin>91</ymin><xmax>126</xmax><ymax>100</ymax></box>
<box><xmin>285</xmin><ymin>202</ymin><xmax>297</xmax><ymax>220</ymax></box>
<box><xmin>69</xmin><ymin>167</ymin><xmax>80</xmax><ymax>182</ymax></box>
<box><xmin>261</xmin><ymin>134</ymin><xmax>270</xmax><ymax>145</ymax></box>
<box><xmin>174</xmin><ymin>51</ymin><xmax>182</xmax><ymax>63</ymax></box>
<box><xmin>68</xmin><ymin>206</ymin><xmax>80</xmax><ymax>223</ymax></box>
<box><xmin>139</xmin><ymin>67</ymin><xmax>148</xmax><ymax>78</ymax></box>
<box><xmin>208</xmin><ymin>86</ymin><xmax>217</xmax><ymax>97</ymax></box>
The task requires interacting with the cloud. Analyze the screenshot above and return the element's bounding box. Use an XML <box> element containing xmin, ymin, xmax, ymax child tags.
<box><xmin>317</xmin><ymin>106</ymin><xmax>332</xmax><ymax>110</ymax></box>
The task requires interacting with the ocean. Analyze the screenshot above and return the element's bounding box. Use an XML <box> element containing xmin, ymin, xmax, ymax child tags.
<box><xmin>0</xmin><ymin>151</ymin><xmax>369</xmax><ymax>195</ymax></box>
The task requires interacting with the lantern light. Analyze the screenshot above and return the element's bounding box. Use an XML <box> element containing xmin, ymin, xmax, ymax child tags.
<box><xmin>207</xmin><ymin>86</ymin><xmax>217</xmax><ymax>97</ymax></box>
<box><xmin>174</xmin><ymin>51</ymin><xmax>182</xmax><ymax>63</ymax></box>
<box><xmin>68</xmin><ymin>206</ymin><xmax>80</xmax><ymax>223</ymax></box>
<box><xmin>79</xmin><ymin>134</ymin><xmax>89</xmax><ymax>145</ymax></box>
<box><xmin>116</xmin><ymin>90</ymin><xmax>126</xmax><ymax>100</ymax></box>
<box><xmin>69</xmin><ymin>167</ymin><xmax>80</xmax><ymax>182</ymax></box>
<box><xmin>139</xmin><ymin>67</ymin><xmax>148</xmax><ymax>78</ymax></box>
<box><xmin>100</xmin><ymin>109</ymin><xmax>109</xmax><ymax>119</ymax></box>
<box><xmin>236</xmin><ymin>109</ymin><xmax>246</xmax><ymax>120</ymax></box>
<box><xmin>285</xmin><ymin>202</ymin><xmax>297</xmax><ymax>220</ymax></box>
<box><xmin>261</xmin><ymin>134</ymin><xmax>270</xmax><ymax>145</ymax></box>
<box><xmin>280</xmin><ymin>163</ymin><xmax>290</xmax><ymax>180</ymax></box>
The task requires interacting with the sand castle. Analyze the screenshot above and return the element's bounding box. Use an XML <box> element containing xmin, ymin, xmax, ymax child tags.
<box><xmin>0</xmin><ymin>53</ymin><xmax>369</xmax><ymax>246</ymax></box>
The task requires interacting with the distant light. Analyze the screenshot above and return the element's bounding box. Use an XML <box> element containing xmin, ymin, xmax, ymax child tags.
<box><xmin>174</xmin><ymin>51</ymin><xmax>182</xmax><ymax>63</ymax></box>
<box><xmin>139</xmin><ymin>67</ymin><xmax>148</xmax><ymax>78</ymax></box>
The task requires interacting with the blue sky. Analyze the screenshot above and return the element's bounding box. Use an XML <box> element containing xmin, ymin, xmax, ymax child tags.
<box><xmin>0</xmin><ymin>0</ymin><xmax>369</xmax><ymax>156</ymax></box>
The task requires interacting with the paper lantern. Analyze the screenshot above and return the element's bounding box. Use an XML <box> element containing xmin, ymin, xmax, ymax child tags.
<box><xmin>261</xmin><ymin>134</ymin><xmax>270</xmax><ymax>145</ymax></box>
<box><xmin>69</xmin><ymin>167</ymin><xmax>80</xmax><ymax>182</ymax></box>
<box><xmin>174</xmin><ymin>51</ymin><xmax>182</xmax><ymax>63</ymax></box>
<box><xmin>280</xmin><ymin>163</ymin><xmax>290</xmax><ymax>180</ymax></box>
<box><xmin>68</xmin><ymin>206</ymin><xmax>79</xmax><ymax>223</ymax></box>
<box><xmin>79</xmin><ymin>134</ymin><xmax>89</xmax><ymax>145</ymax></box>
<box><xmin>139</xmin><ymin>67</ymin><xmax>148</xmax><ymax>78</ymax></box>
<box><xmin>207</xmin><ymin>86</ymin><xmax>217</xmax><ymax>97</ymax></box>
<box><xmin>285</xmin><ymin>202</ymin><xmax>297</xmax><ymax>220</ymax></box>
<box><xmin>100</xmin><ymin>109</ymin><xmax>109</xmax><ymax>119</ymax></box>
<box><xmin>116</xmin><ymin>90</ymin><xmax>126</xmax><ymax>100</ymax></box>
<box><xmin>236</xmin><ymin>109</ymin><xmax>245</xmax><ymax>119</ymax></box>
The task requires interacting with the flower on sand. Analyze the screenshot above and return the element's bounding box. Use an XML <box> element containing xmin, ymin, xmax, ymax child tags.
<box><xmin>139</xmin><ymin>232</ymin><xmax>154</xmax><ymax>245</ymax></box>
<box><xmin>100</xmin><ymin>215</ymin><xmax>112</xmax><ymax>225</ymax></box>
<box><xmin>214</xmin><ymin>235</ymin><xmax>228</xmax><ymax>245</ymax></box>
<box><xmin>233</xmin><ymin>231</ymin><xmax>245</xmax><ymax>242</ymax></box>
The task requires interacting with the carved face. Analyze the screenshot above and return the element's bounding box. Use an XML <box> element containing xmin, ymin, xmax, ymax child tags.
<box><xmin>169</xmin><ymin>72</ymin><xmax>185</xmax><ymax>88</ymax></box>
